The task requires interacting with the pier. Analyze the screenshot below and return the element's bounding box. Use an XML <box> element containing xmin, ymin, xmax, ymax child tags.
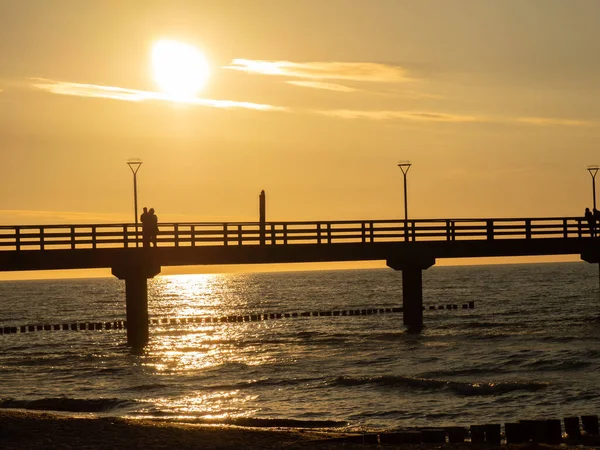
<box><xmin>1</xmin><ymin>216</ymin><xmax>598</xmax><ymax>346</ymax></box>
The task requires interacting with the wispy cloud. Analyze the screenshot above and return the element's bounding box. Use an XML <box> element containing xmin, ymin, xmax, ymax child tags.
<box><xmin>316</xmin><ymin>109</ymin><xmax>596</xmax><ymax>127</ymax></box>
<box><xmin>25</xmin><ymin>78</ymin><xmax>594</xmax><ymax>128</ymax></box>
<box><xmin>286</xmin><ymin>81</ymin><xmax>358</xmax><ymax>92</ymax></box>
<box><xmin>31</xmin><ymin>78</ymin><xmax>285</xmax><ymax>111</ymax></box>
<box><xmin>317</xmin><ymin>109</ymin><xmax>481</xmax><ymax>123</ymax></box>
<box><xmin>225</xmin><ymin>60</ymin><xmax>409</xmax><ymax>83</ymax></box>
<box><xmin>516</xmin><ymin>117</ymin><xmax>595</xmax><ymax>127</ymax></box>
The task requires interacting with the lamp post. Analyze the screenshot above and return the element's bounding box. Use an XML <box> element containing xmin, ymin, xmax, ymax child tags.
<box><xmin>587</xmin><ymin>165</ymin><xmax>600</xmax><ymax>303</ymax></box>
<box><xmin>127</xmin><ymin>159</ymin><xmax>143</xmax><ymax>247</ymax></box>
<box><xmin>397</xmin><ymin>161</ymin><xmax>412</xmax><ymax>221</ymax></box>
<box><xmin>587</xmin><ymin>165</ymin><xmax>599</xmax><ymax>211</ymax></box>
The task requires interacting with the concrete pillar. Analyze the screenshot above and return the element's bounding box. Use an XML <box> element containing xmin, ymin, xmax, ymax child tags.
<box><xmin>402</xmin><ymin>268</ymin><xmax>424</xmax><ymax>332</ymax></box>
<box><xmin>112</xmin><ymin>261</ymin><xmax>161</xmax><ymax>347</ymax></box>
<box><xmin>387</xmin><ymin>254</ymin><xmax>435</xmax><ymax>333</ymax></box>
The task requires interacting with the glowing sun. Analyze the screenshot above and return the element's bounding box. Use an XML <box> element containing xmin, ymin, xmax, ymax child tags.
<box><xmin>151</xmin><ymin>40</ymin><xmax>209</xmax><ymax>98</ymax></box>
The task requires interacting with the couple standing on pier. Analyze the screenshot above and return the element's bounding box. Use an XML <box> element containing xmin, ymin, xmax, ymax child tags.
<box><xmin>140</xmin><ymin>207</ymin><xmax>159</xmax><ymax>247</ymax></box>
<box><xmin>584</xmin><ymin>207</ymin><xmax>600</xmax><ymax>237</ymax></box>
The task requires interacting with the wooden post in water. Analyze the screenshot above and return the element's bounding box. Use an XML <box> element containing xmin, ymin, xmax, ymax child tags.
<box><xmin>112</xmin><ymin>260</ymin><xmax>161</xmax><ymax>347</ymax></box>
<box><xmin>387</xmin><ymin>253</ymin><xmax>435</xmax><ymax>332</ymax></box>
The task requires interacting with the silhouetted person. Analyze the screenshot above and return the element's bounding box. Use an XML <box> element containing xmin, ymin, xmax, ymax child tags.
<box><xmin>585</xmin><ymin>207</ymin><xmax>595</xmax><ymax>238</ymax></box>
<box><xmin>140</xmin><ymin>207</ymin><xmax>151</xmax><ymax>247</ymax></box>
<box><xmin>149</xmin><ymin>208</ymin><xmax>159</xmax><ymax>247</ymax></box>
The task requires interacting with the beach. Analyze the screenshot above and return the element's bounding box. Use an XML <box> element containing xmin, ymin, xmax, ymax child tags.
<box><xmin>0</xmin><ymin>409</ymin><xmax>357</xmax><ymax>449</ymax></box>
<box><xmin>2</xmin><ymin>409</ymin><xmax>594</xmax><ymax>450</ymax></box>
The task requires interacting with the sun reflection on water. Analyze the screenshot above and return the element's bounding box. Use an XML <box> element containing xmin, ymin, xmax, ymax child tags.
<box><xmin>141</xmin><ymin>274</ymin><xmax>277</xmax><ymax>416</ymax></box>
<box><xmin>138</xmin><ymin>390</ymin><xmax>260</xmax><ymax>420</ymax></box>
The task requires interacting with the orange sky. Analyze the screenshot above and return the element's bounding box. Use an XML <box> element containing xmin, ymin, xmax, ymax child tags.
<box><xmin>1</xmin><ymin>1</ymin><xmax>599</xmax><ymax>279</ymax></box>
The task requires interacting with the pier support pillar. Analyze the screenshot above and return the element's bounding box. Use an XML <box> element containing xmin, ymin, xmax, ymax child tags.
<box><xmin>387</xmin><ymin>254</ymin><xmax>435</xmax><ymax>333</ymax></box>
<box><xmin>112</xmin><ymin>262</ymin><xmax>161</xmax><ymax>348</ymax></box>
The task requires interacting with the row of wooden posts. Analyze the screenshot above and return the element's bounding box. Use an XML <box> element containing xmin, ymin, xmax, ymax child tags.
<box><xmin>338</xmin><ymin>415</ymin><xmax>600</xmax><ymax>445</ymax></box>
<box><xmin>0</xmin><ymin>302</ymin><xmax>475</xmax><ymax>335</ymax></box>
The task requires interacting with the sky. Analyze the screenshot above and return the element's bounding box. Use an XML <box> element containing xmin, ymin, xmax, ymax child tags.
<box><xmin>1</xmin><ymin>0</ymin><xmax>599</xmax><ymax>278</ymax></box>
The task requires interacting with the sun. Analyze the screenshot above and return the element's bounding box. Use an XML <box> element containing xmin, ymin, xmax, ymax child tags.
<box><xmin>151</xmin><ymin>40</ymin><xmax>209</xmax><ymax>99</ymax></box>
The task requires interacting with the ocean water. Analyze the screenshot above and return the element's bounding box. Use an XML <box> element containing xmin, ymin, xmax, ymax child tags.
<box><xmin>1</xmin><ymin>262</ymin><xmax>599</xmax><ymax>431</ymax></box>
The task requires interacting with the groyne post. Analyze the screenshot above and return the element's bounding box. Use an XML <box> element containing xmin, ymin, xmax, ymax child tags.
<box><xmin>386</xmin><ymin>254</ymin><xmax>435</xmax><ymax>332</ymax></box>
<box><xmin>112</xmin><ymin>260</ymin><xmax>161</xmax><ymax>347</ymax></box>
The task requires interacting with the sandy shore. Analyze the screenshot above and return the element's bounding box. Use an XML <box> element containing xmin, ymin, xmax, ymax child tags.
<box><xmin>0</xmin><ymin>409</ymin><xmax>588</xmax><ymax>449</ymax></box>
<box><xmin>0</xmin><ymin>409</ymin><xmax>384</xmax><ymax>449</ymax></box>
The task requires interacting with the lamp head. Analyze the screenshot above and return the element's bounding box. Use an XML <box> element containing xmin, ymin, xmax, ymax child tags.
<box><xmin>397</xmin><ymin>160</ymin><xmax>412</xmax><ymax>174</ymax></box>
<box><xmin>127</xmin><ymin>158</ymin><xmax>143</xmax><ymax>174</ymax></box>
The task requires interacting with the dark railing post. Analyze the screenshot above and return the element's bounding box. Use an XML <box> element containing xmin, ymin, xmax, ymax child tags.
<box><xmin>446</xmin><ymin>220</ymin><xmax>451</xmax><ymax>241</ymax></box>
<box><xmin>361</xmin><ymin>222</ymin><xmax>366</xmax><ymax>243</ymax></box>
<box><xmin>577</xmin><ymin>219</ymin><xmax>582</xmax><ymax>238</ymax></box>
<box><xmin>237</xmin><ymin>225</ymin><xmax>242</xmax><ymax>245</ymax></box>
<box><xmin>70</xmin><ymin>227</ymin><xmax>76</xmax><ymax>250</ymax></box>
<box><xmin>123</xmin><ymin>225</ymin><xmax>129</xmax><ymax>248</ymax></box>
<box><xmin>452</xmin><ymin>221</ymin><xmax>456</xmax><ymax>241</ymax></box>
<box><xmin>283</xmin><ymin>224</ymin><xmax>288</xmax><ymax>245</ymax></box>
<box><xmin>369</xmin><ymin>222</ymin><xmax>374</xmax><ymax>243</ymax></box>
<box><xmin>525</xmin><ymin>220</ymin><xmax>532</xmax><ymax>239</ymax></box>
<box><xmin>317</xmin><ymin>223</ymin><xmax>321</xmax><ymax>244</ymax></box>
<box><xmin>563</xmin><ymin>219</ymin><xmax>568</xmax><ymax>239</ymax></box>
<box><xmin>174</xmin><ymin>224</ymin><xmax>179</xmax><ymax>247</ymax></box>
<box><xmin>40</xmin><ymin>227</ymin><xmax>45</xmax><ymax>250</ymax></box>
<box><xmin>404</xmin><ymin>220</ymin><xmax>409</xmax><ymax>242</ymax></box>
<box><xmin>92</xmin><ymin>226</ymin><xmax>97</xmax><ymax>249</ymax></box>
<box><xmin>270</xmin><ymin>224</ymin><xmax>275</xmax><ymax>245</ymax></box>
<box><xmin>223</xmin><ymin>224</ymin><xmax>228</xmax><ymax>246</ymax></box>
<box><xmin>486</xmin><ymin>220</ymin><xmax>494</xmax><ymax>241</ymax></box>
<box><xmin>15</xmin><ymin>227</ymin><xmax>20</xmax><ymax>251</ymax></box>
<box><xmin>327</xmin><ymin>223</ymin><xmax>332</xmax><ymax>244</ymax></box>
<box><xmin>191</xmin><ymin>225</ymin><xmax>196</xmax><ymax>247</ymax></box>
<box><xmin>411</xmin><ymin>221</ymin><xmax>416</xmax><ymax>242</ymax></box>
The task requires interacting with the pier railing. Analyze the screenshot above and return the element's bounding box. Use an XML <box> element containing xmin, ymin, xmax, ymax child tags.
<box><xmin>0</xmin><ymin>217</ymin><xmax>591</xmax><ymax>251</ymax></box>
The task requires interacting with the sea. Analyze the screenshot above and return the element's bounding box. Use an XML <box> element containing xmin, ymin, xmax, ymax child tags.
<box><xmin>1</xmin><ymin>262</ymin><xmax>599</xmax><ymax>432</ymax></box>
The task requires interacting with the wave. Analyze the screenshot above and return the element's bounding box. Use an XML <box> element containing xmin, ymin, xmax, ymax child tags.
<box><xmin>0</xmin><ymin>397</ymin><xmax>138</xmax><ymax>413</ymax></box>
<box><xmin>152</xmin><ymin>416</ymin><xmax>347</xmax><ymax>428</ymax></box>
<box><xmin>328</xmin><ymin>375</ymin><xmax>549</xmax><ymax>396</ymax></box>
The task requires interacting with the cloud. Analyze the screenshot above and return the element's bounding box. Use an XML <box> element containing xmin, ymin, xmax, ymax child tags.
<box><xmin>516</xmin><ymin>117</ymin><xmax>595</xmax><ymax>127</ymax></box>
<box><xmin>286</xmin><ymin>81</ymin><xmax>358</xmax><ymax>92</ymax></box>
<box><xmin>24</xmin><ymin>78</ymin><xmax>595</xmax><ymax>128</ymax></box>
<box><xmin>317</xmin><ymin>109</ymin><xmax>482</xmax><ymax>123</ymax></box>
<box><xmin>225</xmin><ymin>59</ymin><xmax>409</xmax><ymax>83</ymax></box>
<box><xmin>31</xmin><ymin>78</ymin><xmax>285</xmax><ymax>111</ymax></box>
<box><xmin>315</xmin><ymin>109</ymin><xmax>596</xmax><ymax>127</ymax></box>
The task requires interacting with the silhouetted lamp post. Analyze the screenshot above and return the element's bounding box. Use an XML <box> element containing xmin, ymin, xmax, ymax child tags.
<box><xmin>397</xmin><ymin>161</ymin><xmax>412</xmax><ymax>221</ymax></box>
<box><xmin>127</xmin><ymin>159</ymin><xmax>143</xmax><ymax>247</ymax></box>
<box><xmin>588</xmin><ymin>165</ymin><xmax>600</xmax><ymax>303</ymax></box>
<box><xmin>588</xmin><ymin>165</ymin><xmax>599</xmax><ymax>211</ymax></box>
